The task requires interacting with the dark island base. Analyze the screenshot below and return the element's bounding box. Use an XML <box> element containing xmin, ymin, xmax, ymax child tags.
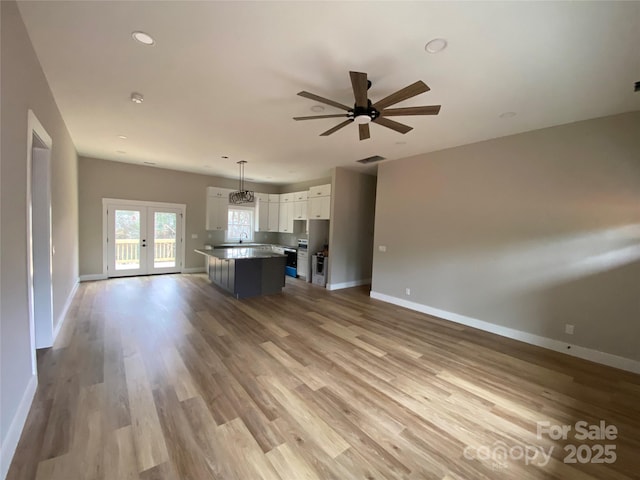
<box><xmin>207</xmin><ymin>255</ymin><xmax>287</xmax><ymax>298</ymax></box>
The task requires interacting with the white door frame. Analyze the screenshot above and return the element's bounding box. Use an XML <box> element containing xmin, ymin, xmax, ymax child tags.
<box><xmin>26</xmin><ymin>110</ymin><xmax>54</xmax><ymax>373</ymax></box>
<box><xmin>102</xmin><ymin>198</ymin><xmax>186</xmax><ymax>277</ymax></box>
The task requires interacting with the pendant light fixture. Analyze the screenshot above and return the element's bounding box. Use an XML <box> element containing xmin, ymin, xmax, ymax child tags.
<box><xmin>229</xmin><ymin>160</ymin><xmax>255</xmax><ymax>204</ymax></box>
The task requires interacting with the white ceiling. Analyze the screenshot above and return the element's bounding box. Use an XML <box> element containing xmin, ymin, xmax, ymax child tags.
<box><xmin>17</xmin><ymin>1</ymin><xmax>640</xmax><ymax>185</ymax></box>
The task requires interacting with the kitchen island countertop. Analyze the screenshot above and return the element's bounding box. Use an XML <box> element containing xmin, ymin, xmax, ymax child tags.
<box><xmin>195</xmin><ymin>248</ymin><xmax>286</xmax><ymax>260</ymax></box>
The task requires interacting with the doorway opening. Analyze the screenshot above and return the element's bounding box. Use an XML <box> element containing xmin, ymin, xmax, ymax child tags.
<box><xmin>26</xmin><ymin>110</ymin><xmax>54</xmax><ymax>374</ymax></box>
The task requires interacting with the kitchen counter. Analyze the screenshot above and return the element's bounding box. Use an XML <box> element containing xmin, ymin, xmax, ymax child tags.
<box><xmin>195</xmin><ymin>248</ymin><xmax>286</xmax><ymax>260</ymax></box>
<box><xmin>195</xmin><ymin>248</ymin><xmax>287</xmax><ymax>298</ymax></box>
<box><xmin>210</xmin><ymin>243</ymin><xmax>297</xmax><ymax>251</ymax></box>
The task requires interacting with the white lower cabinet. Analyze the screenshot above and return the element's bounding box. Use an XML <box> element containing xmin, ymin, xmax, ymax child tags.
<box><xmin>297</xmin><ymin>250</ymin><xmax>308</xmax><ymax>279</ymax></box>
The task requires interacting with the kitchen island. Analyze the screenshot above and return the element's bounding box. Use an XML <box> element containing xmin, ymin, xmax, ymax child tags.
<box><xmin>195</xmin><ymin>248</ymin><xmax>287</xmax><ymax>298</ymax></box>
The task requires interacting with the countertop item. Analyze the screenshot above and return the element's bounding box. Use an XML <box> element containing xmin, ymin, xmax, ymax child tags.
<box><xmin>195</xmin><ymin>248</ymin><xmax>285</xmax><ymax>260</ymax></box>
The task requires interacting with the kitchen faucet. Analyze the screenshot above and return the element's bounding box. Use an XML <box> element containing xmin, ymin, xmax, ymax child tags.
<box><xmin>239</xmin><ymin>232</ymin><xmax>248</xmax><ymax>244</ymax></box>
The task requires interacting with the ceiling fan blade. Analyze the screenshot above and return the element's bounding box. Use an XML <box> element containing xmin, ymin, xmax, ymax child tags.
<box><xmin>381</xmin><ymin>105</ymin><xmax>441</xmax><ymax>116</ymax></box>
<box><xmin>293</xmin><ymin>114</ymin><xmax>348</xmax><ymax>120</ymax></box>
<box><xmin>373</xmin><ymin>81</ymin><xmax>430</xmax><ymax>110</ymax></box>
<box><xmin>359</xmin><ymin>123</ymin><xmax>370</xmax><ymax>141</ymax></box>
<box><xmin>297</xmin><ymin>91</ymin><xmax>351</xmax><ymax>111</ymax></box>
<box><xmin>373</xmin><ymin>117</ymin><xmax>413</xmax><ymax>134</ymax></box>
<box><xmin>320</xmin><ymin>119</ymin><xmax>353</xmax><ymax>136</ymax></box>
<box><xmin>350</xmin><ymin>71</ymin><xmax>368</xmax><ymax>108</ymax></box>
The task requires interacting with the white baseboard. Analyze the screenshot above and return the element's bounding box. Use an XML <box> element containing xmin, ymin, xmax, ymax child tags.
<box><xmin>370</xmin><ymin>291</ymin><xmax>640</xmax><ymax>375</ymax></box>
<box><xmin>79</xmin><ymin>273</ymin><xmax>107</xmax><ymax>282</ymax></box>
<box><xmin>327</xmin><ymin>278</ymin><xmax>371</xmax><ymax>291</ymax></box>
<box><xmin>182</xmin><ymin>267</ymin><xmax>206</xmax><ymax>274</ymax></box>
<box><xmin>0</xmin><ymin>374</ymin><xmax>38</xmax><ymax>480</ymax></box>
<box><xmin>52</xmin><ymin>280</ymin><xmax>78</xmax><ymax>342</ymax></box>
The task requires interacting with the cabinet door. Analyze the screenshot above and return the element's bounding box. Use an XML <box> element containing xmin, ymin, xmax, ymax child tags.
<box><xmin>297</xmin><ymin>252</ymin><xmax>308</xmax><ymax>277</ymax></box>
<box><xmin>268</xmin><ymin>202</ymin><xmax>279</xmax><ymax>231</ymax></box>
<box><xmin>293</xmin><ymin>200</ymin><xmax>307</xmax><ymax>220</ymax></box>
<box><xmin>319</xmin><ymin>196</ymin><xmax>330</xmax><ymax>219</ymax></box>
<box><xmin>255</xmin><ymin>198</ymin><xmax>269</xmax><ymax>232</ymax></box>
<box><xmin>206</xmin><ymin>196</ymin><xmax>227</xmax><ymax>230</ymax></box>
<box><xmin>309</xmin><ymin>196</ymin><xmax>330</xmax><ymax>220</ymax></box>
<box><xmin>279</xmin><ymin>201</ymin><xmax>293</xmax><ymax>232</ymax></box>
<box><xmin>309</xmin><ymin>184</ymin><xmax>331</xmax><ymax>198</ymax></box>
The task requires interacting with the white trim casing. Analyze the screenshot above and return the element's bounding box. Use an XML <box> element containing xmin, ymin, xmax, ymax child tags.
<box><xmin>370</xmin><ymin>291</ymin><xmax>640</xmax><ymax>375</ymax></box>
<box><xmin>26</xmin><ymin>110</ymin><xmax>52</xmax><ymax>374</ymax></box>
<box><xmin>0</xmin><ymin>375</ymin><xmax>37</xmax><ymax>480</ymax></box>
<box><xmin>326</xmin><ymin>278</ymin><xmax>371</xmax><ymax>291</ymax></box>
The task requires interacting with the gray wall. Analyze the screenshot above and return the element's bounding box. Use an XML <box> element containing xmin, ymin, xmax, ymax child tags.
<box><xmin>328</xmin><ymin>167</ymin><xmax>377</xmax><ymax>287</ymax></box>
<box><xmin>78</xmin><ymin>156</ymin><xmax>281</xmax><ymax>275</ymax></box>
<box><xmin>1</xmin><ymin>0</ymin><xmax>79</xmax><ymax>461</ymax></box>
<box><xmin>279</xmin><ymin>177</ymin><xmax>332</xmax><ymax>194</ymax></box>
<box><xmin>372</xmin><ymin>112</ymin><xmax>640</xmax><ymax>361</ymax></box>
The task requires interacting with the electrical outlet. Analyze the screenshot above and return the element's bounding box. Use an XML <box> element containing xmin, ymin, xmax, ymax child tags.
<box><xmin>565</xmin><ymin>324</ymin><xmax>574</xmax><ymax>335</ymax></box>
<box><xmin>405</xmin><ymin>288</ymin><xmax>411</xmax><ymax>296</ymax></box>
<box><xmin>379</xmin><ymin>245</ymin><xmax>387</xmax><ymax>252</ymax></box>
<box><xmin>191</xmin><ymin>233</ymin><xmax>198</xmax><ymax>239</ymax></box>
<box><xmin>208</xmin><ymin>233</ymin><xmax>212</xmax><ymax>239</ymax></box>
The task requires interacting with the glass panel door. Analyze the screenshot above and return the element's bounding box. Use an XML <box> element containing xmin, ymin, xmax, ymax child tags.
<box><xmin>106</xmin><ymin>202</ymin><xmax>183</xmax><ymax>277</ymax></box>
<box><xmin>108</xmin><ymin>207</ymin><xmax>147</xmax><ymax>276</ymax></box>
<box><xmin>148</xmin><ymin>208</ymin><xmax>182</xmax><ymax>274</ymax></box>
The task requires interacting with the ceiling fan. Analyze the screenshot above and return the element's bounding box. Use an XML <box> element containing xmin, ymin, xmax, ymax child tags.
<box><xmin>293</xmin><ymin>71</ymin><xmax>441</xmax><ymax>141</ymax></box>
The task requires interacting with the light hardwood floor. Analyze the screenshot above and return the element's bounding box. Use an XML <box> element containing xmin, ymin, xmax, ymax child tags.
<box><xmin>7</xmin><ymin>274</ymin><xmax>640</xmax><ymax>479</ymax></box>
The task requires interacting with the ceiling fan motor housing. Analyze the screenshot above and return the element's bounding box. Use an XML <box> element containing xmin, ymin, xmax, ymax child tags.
<box><xmin>348</xmin><ymin>104</ymin><xmax>380</xmax><ymax>122</ymax></box>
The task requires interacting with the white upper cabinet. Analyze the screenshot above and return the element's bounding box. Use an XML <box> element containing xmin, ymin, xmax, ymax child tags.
<box><xmin>278</xmin><ymin>200</ymin><xmax>294</xmax><ymax>232</ymax></box>
<box><xmin>309</xmin><ymin>184</ymin><xmax>331</xmax><ymax>198</ymax></box>
<box><xmin>294</xmin><ymin>191</ymin><xmax>308</xmax><ymax>201</ymax></box>
<box><xmin>267</xmin><ymin>202</ymin><xmax>279</xmax><ymax>232</ymax></box>
<box><xmin>255</xmin><ymin>193</ymin><xmax>280</xmax><ymax>232</ymax></box>
<box><xmin>308</xmin><ymin>184</ymin><xmax>331</xmax><ymax>220</ymax></box>
<box><xmin>293</xmin><ymin>199</ymin><xmax>308</xmax><ymax>220</ymax></box>
<box><xmin>206</xmin><ymin>187</ymin><xmax>232</xmax><ymax>230</ymax></box>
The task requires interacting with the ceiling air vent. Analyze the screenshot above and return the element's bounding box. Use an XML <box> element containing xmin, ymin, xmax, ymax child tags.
<box><xmin>357</xmin><ymin>155</ymin><xmax>386</xmax><ymax>165</ymax></box>
<box><xmin>635</xmin><ymin>81</ymin><xmax>640</xmax><ymax>92</ymax></box>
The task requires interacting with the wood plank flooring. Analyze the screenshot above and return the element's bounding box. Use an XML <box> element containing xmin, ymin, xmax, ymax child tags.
<box><xmin>7</xmin><ymin>274</ymin><xmax>640</xmax><ymax>479</ymax></box>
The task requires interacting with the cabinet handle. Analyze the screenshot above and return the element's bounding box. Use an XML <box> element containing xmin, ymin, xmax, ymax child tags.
<box><xmin>315</xmin><ymin>214</ymin><xmax>320</xmax><ymax>217</ymax></box>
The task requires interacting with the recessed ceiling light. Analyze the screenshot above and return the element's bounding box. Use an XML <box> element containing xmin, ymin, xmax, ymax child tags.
<box><xmin>116</xmin><ymin>150</ymin><xmax>126</xmax><ymax>154</ymax></box>
<box><xmin>310</xmin><ymin>105</ymin><xmax>325</xmax><ymax>113</ymax></box>
<box><xmin>425</xmin><ymin>38</ymin><xmax>447</xmax><ymax>54</ymax></box>
<box><xmin>132</xmin><ymin>31</ymin><xmax>155</xmax><ymax>46</ymax></box>
<box><xmin>118</xmin><ymin>135</ymin><xmax>127</xmax><ymax>139</ymax></box>
<box><xmin>499</xmin><ymin>111</ymin><xmax>517</xmax><ymax>119</ymax></box>
<box><xmin>130</xmin><ymin>92</ymin><xmax>144</xmax><ymax>104</ymax></box>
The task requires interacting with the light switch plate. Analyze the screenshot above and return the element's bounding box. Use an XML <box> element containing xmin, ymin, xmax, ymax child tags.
<box><xmin>378</xmin><ymin>245</ymin><xmax>387</xmax><ymax>252</ymax></box>
<box><xmin>191</xmin><ymin>234</ymin><xmax>198</xmax><ymax>239</ymax></box>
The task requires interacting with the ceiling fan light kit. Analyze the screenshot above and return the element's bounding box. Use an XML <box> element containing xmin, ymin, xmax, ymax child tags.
<box><xmin>229</xmin><ymin>160</ymin><xmax>255</xmax><ymax>204</ymax></box>
<box><xmin>293</xmin><ymin>70</ymin><xmax>441</xmax><ymax>140</ymax></box>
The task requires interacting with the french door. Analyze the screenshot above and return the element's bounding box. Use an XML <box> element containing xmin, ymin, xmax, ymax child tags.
<box><xmin>104</xmin><ymin>200</ymin><xmax>185</xmax><ymax>277</ymax></box>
